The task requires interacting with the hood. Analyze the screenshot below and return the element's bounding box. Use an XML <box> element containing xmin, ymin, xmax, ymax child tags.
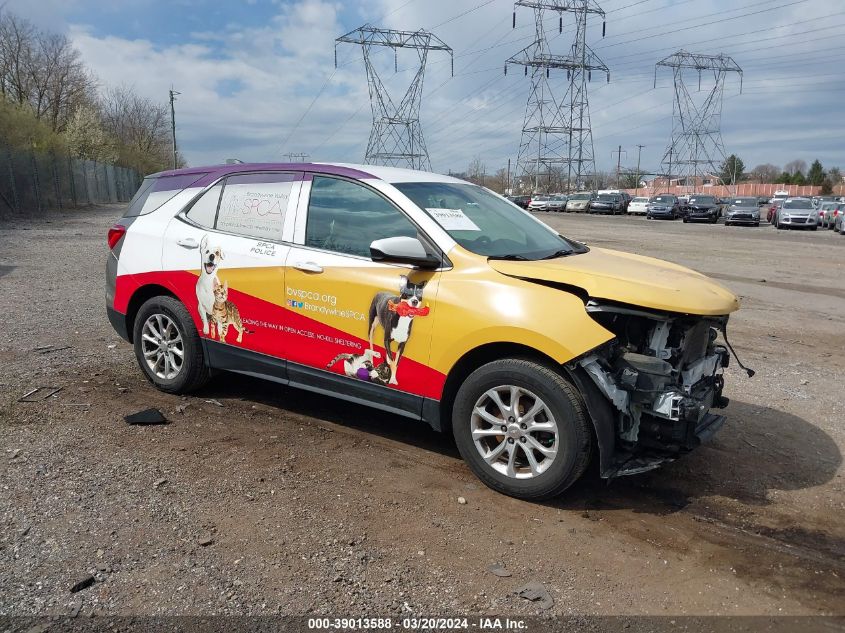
<box><xmin>488</xmin><ymin>247</ymin><xmax>739</xmax><ymax>316</ymax></box>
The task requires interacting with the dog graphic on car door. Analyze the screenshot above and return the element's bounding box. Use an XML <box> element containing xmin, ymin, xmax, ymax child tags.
<box><xmin>367</xmin><ymin>275</ymin><xmax>429</xmax><ymax>386</ymax></box>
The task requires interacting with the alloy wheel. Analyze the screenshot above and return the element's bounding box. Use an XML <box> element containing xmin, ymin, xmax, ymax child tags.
<box><xmin>470</xmin><ymin>385</ymin><xmax>558</xmax><ymax>479</ymax></box>
<box><xmin>140</xmin><ymin>313</ymin><xmax>184</xmax><ymax>380</ymax></box>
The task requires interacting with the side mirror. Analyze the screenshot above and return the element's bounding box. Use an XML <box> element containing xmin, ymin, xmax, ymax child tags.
<box><xmin>370</xmin><ymin>236</ymin><xmax>441</xmax><ymax>269</ymax></box>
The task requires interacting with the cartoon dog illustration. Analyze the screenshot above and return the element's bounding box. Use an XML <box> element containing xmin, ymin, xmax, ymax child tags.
<box><xmin>196</xmin><ymin>235</ymin><xmax>224</xmax><ymax>336</ymax></box>
<box><xmin>210</xmin><ymin>280</ymin><xmax>246</xmax><ymax>343</ymax></box>
<box><xmin>368</xmin><ymin>276</ymin><xmax>429</xmax><ymax>386</ymax></box>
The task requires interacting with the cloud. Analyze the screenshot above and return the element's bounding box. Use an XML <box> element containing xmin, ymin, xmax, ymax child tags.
<box><xmin>13</xmin><ymin>0</ymin><xmax>840</xmax><ymax>174</ymax></box>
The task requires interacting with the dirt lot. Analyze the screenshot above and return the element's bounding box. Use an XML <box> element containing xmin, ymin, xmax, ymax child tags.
<box><xmin>1</xmin><ymin>206</ymin><xmax>843</xmax><ymax>619</ymax></box>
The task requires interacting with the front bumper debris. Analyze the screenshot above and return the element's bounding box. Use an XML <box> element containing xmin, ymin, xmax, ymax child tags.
<box><xmin>578</xmin><ymin>301</ymin><xmax>732</xmax><ymax>477</ymax></box>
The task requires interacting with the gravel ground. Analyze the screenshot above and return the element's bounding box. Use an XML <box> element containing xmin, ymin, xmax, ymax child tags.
<box><xmin>0</xmin><ymin>206</ymin><xmax>843</xmax><ymax>619</ymax></box>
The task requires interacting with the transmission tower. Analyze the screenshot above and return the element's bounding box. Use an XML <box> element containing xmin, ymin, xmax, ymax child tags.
<box><xmin>655</xmin><ymin>51</ymin><xmax>742</xmax><ymax>191</ymax></box>
<box><xmin>335</xmin><ymin>25</ymin><xmax>453</xmax><ymax>171</ymax></box>
<box><xmin>506</xmin><ymin>1</ymin><xmax>609</xmax><ymax>193</ymax></box>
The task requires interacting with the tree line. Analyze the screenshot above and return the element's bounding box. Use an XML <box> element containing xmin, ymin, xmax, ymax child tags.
<box><xmin>0</xmin><ymin>10</ymin><xmax>179</xmax><ymax>174</ymax></box>
<box><xmin>720</xmin><ymin>156</ymin><xmax>841</xmax><ymax>193</ymax></box>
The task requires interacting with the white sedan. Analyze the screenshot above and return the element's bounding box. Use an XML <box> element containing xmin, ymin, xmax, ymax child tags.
<box><xmin>627</xmin><ymin>196</ymin><xmax>650</xmax><ymax>215</ymax></box>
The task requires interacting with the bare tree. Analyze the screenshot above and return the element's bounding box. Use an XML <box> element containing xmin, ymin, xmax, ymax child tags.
<box><xmin>0</xmin><ymin>11</ymin><xmax>37</xmax><ymax>105</ymax></box>
<box><xmin>749</xmin><ymin>163</ymin><xmax>779</xmax><ymax>183</ymax></box>
<box><xmin>100</xmin><ymin>85</ymin><xmax>171</xmax><ymax>171</ymax></box>
<box><xmin>492</xmin><ymin>167</ymin><xmax>508</xmax><ymax>194</ymax></box>
<box><xmin>466</xmin><ymin>156</ymin><xmax>486</xmax><ymax>186</ymax></box>
<box><xmin>784</xmin><ymin>159</ymin><xmax>807</xmax><ymax>176</ymax></box>
<box><xmin>0</xmin><ymin>11</ymin><xmax>96</xmax><ymax>131</ymax></box>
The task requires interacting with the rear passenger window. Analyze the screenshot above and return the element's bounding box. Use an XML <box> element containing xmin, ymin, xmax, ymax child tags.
<box><xmin>216</xmin><ymin>172</ymin><xmax>296</xmax><ymax>241</ymax></box>
<box><xmin>305</xmin><ymin>176</ymin><xmax>417</xmax><ymax>257</ymax></box>
<box><xmin>185</xmin><ymin>184</ymin><xmax>222</xmax><ymax>228</ymax></box>
<box><xmin>125</xmin><ymin>173</ymin><xmax>207</xmax><ymax>217</ymax></box>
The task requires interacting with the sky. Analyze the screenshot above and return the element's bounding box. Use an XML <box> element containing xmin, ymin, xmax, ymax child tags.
<box><xmin>5</xmin><ymin>0</ymin><xmax>844</xmax><ymax>177</ymax></box>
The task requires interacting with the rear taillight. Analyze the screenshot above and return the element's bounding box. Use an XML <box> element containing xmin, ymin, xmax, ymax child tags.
<box><xmin>107</xmin><ymin>224</ymin><xmax>126</xmax><ymax>250</ymax></box>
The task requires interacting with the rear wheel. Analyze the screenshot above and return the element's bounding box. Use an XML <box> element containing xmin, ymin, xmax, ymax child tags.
<box><xmin>452</xmin><ymin>359</ymin><xmax>592</xmax><ymax>500</ymax></box>
<box><xmin>133</xmin><ymin>296</ymin><xmax>210</xmax><ymax>394</ymax></box>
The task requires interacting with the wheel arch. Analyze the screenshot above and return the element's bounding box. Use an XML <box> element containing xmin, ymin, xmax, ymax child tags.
<box><xmin>125</xmin><ymin>284</ymin><xmax>179</xmax><ymax>343</ymax></box>
<box><xmin>436</xmin><ymin>342</ymin><xmax>614</xmax><ymax>475</ymax></box>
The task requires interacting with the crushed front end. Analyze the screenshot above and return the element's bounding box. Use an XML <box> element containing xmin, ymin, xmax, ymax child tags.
<box><xmin>575</xmin><ymin>300</ymin><xmax>732</xmax><ymax>477</ymax></box>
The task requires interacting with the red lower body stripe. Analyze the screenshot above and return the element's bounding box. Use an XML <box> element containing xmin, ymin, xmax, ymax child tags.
<box><xmin>114</xmin><ymin>270</ymin><xmax>446</xmax><ymax>400</ymax></box>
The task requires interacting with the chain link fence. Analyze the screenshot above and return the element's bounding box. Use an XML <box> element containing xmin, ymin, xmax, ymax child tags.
<box><xmin>0</xmin><ymin>143</ymin><xmax>143</xmax><ymax>220</ymax></box>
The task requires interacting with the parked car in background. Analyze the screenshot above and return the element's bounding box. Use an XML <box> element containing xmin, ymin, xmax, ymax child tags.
<box><xmin>647</xmin><ymin>194</ymin><xmax>681</xmax><ymax>220</ymax></box>
<box><xmin>589</xmin><ymin>193</ymin><xmax>624</xmax><ymax>214</ymax></box>
<box><xmin>767</xmin><ymin>199</ymin><xmax>785</xmax><ymax>224</ymax></box>
<box><xmin>683</xmin><ymin>195</ymin><xmax>721</xmax><ymax>224</ymax></box>
<box><xmin>627</xmin><ymin>196</ymin><xmax>649</xmax><ymax>215</ymax></box>
<box><xmin>756</xmin><ymin>196</ymin><xmax>769</xmax><ymax>206</ymax></box>
<box><xmin>813</xmin><ymin>196</ymin><xmax>836</xmax><ymax>209</ymax></box>
<box><xmin>545</xmin><ymin>194</ymin><xmax>569</xmax><ymax>212</ymax></box>
<box><xmin>566</xmin><ymin>192</ymin><xmax>595</xmax><ymax>212</ymax></box>
<box><xmin>507</xmin><ymin>195</ymin><xmax>531</xmax><ymax>209</ymax></box>
<box><xmin>834</xmin><ymin>208</ymin><xmax>845</xmax><ymax>234</ymax></box>
<box><xmin>775</xmin><ymin>198</ymin><xmax>817</xmax><ymax>230</ymax></box>
<box><xmin>724</xmin><ymin>197</ymin><xmax>761</xmax><ymax>226</ymax></box>
<box><xmin>769</xmin><ymin>190</ymin><xmax>789</xmax><ymax>205</ymax></box>
<box><xmin>820</xmin><ymin>202</ymin><xmax>844</xmax><ymax>229</ymax></box>
<box><xmin>528</xmin><ymin>195</ymin><xmax>551</xmax><ymax>211</ymax></box>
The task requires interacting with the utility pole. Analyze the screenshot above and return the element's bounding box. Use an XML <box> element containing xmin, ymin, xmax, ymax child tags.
<box><xmin>507</xmin><ymin>158</ymin><xmax>511</xmax><ymax>194</ymax></box>
<box><xmin>635</xmin><ymin>144</ymin><xmax>644</xmax><ymax>195</ymax></box>
<box><xmin>506</xmin><ymin>0</ymin><xmax>609</xmax><ymax>193</ymax></box>
<box><xmin>612</xmin><ymin>145</ymin><xmax>626</xmax><ymax>188</ymax></box>
<box><xmin>667</xmin><ymin>147</ymin><xmax>673</xmax><ymax>194</ymax></box>
<box><xmin>284</xmin><ymin>152</ymin><xmax>310</xmax><ymax>162</ymax></box>
<box><xmin>335</xmin><ymin>26</ymin><xmax>453</xmax><ymax>170</ymax></box>
<box><xmin>169</xmin><ymin>88</ymin><xmax>181</xmax><ymax>170</ymax></box>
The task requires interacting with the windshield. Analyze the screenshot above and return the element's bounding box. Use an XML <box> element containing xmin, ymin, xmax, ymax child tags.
<box><xmin>652</xmin><ymin>196</ymin><xmax>674</xmax><ymax>203</ymax></box>
<box><xmin>394</xmin><ymin>182</ymin><xmax>579</xmax><ymax>259</ymax></box>
<box><xmin>632</xmin><ymin>197</ymin><xmax>648</xmax><ymax>203</ymax></box>
<box><xmin>732</xmin><ymin>198</ymin><xmax>757</xmax><ymax>206</ymax></box>
<box><xmin>689</xmin><ymin>196</ymin><xmax>716</xmax><ymax>205</ymax></box>
<box><xmin>783</xmin><ymin>199</ymin><xmax>811</xmax><ymax>209</ymax></box>
<box><xmin>532</xmin><ymin>196</ymin><xmax>550</xmax><ymax>201</ymax></box>
<box><xmin>597</xmin><ymin>194</ymin><xmax>617</xmax><ymax>201</ymax></box>
<box><xmin>569</xmin><ymin>193</ymin><xmax>592</xmax><ymax>200</ymax></box>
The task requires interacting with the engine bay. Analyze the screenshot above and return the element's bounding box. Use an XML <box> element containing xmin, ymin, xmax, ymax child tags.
<box><xmin>578</xmin><ymin>300</ymin><xmax>732</xmax><ymax>474</ymax></box>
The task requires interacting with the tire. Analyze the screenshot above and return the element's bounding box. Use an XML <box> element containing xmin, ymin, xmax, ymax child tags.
<box><xmin>725</xmin><ymin>222</ymin><xmax>731</xmax><ymax>227</ymax></box>
<box><xmin>452</xmin><ymin>359</ymin><xmax>592</xmax><ymax>500</ymax></box>
<box><xmin>682</xmin><ymin>217</ymin><xmax>688</xmax><ymax>223</ymax></box>
<box><xmin>754</xmin><ymin>222</ymin><xmax>760</xmax><ymax>227</ymax></box>
<box><xmin>133</xmin><ymin>295</ymin><xmax>210</xmax><ymax>394</ymax></box>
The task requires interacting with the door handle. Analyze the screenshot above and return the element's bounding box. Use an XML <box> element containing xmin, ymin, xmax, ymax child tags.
<box><xmin>293</xmin><ymin>261</ymin><xmax>323</xmax><ymax>273</ymax></box>
<box><xmin>177</xmin><ymin>237</ymin><xmax>199</xmax><ymax>249</ymax></box>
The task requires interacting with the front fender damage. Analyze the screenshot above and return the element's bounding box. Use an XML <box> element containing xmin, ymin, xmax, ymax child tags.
<box><xmin>568</xmin><ymin>300</ymin><xmax>734</xmax><ymax>478</ymax></box>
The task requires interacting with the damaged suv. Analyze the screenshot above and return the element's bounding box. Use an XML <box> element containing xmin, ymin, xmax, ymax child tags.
<box><xmin>107</xmin><ymin>162</ymin><xmax>744</xmax><ymax>500</ymax></box>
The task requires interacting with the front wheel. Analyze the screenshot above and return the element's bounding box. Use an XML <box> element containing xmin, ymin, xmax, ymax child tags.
<box><xmin>452</xmin><ymin>359</ymin><xmax>592</xmax><ymax>500</ymax></box>
<box><xmin>133</xmin><ymin>296</ymin><xmax>210</xmax><ymax>394</ymax></box>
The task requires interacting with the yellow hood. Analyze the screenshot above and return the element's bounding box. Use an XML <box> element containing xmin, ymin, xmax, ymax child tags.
<box><xmin>488</xmin><ymin>247</ymin><xmax>739</xmax><ymax>316</ymax></box>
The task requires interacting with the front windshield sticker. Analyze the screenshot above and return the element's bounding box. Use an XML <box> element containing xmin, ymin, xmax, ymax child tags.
<box><xmin>426</xmin><ymin>208</ymin><xmax>481</xmax><ymax>231</ymax></box>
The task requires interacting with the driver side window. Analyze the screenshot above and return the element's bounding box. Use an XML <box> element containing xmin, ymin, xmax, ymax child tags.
<box><xmin>305</xmin><ymin>176</ymin><xmax>418</xmax><ymax>257</ymax></box>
